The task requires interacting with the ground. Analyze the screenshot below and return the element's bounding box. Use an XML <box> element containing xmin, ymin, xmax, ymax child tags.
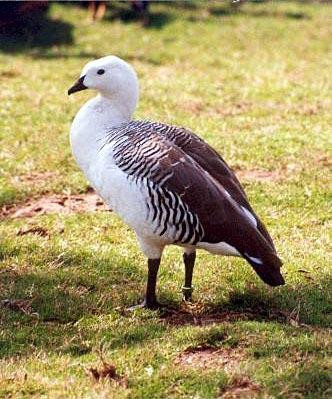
<box><xmin>0</xmin><ymin>1</ymin><xmax>331</xmax><ymax>398</ymax></box>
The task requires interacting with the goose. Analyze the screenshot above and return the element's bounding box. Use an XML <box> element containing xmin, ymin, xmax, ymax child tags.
<box><xmin>68</xmin><ymin>55</ymin><xmax>285</xmax><ymax>309</ymax></box>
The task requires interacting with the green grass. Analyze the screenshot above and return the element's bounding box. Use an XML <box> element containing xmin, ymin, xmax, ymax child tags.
<box><xmin>0</xmin><ymin>1</ymin><xmax>331</xmax><ymax>397</ymax></box>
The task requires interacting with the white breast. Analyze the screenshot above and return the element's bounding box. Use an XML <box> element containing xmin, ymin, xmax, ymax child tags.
<box><xmin>70</xmin><ymin>95</ymin><xmax>130</xmax><ymax>173</ymax></box>
<box><xmin>70</xmin><ymin>100</ymin><xmax>147</xmax><ymax>234</ymax></box>
<box><xmin>70</xmin><ymin>96</ymin><xmax>183</xmax><ymax>252</ymax></box>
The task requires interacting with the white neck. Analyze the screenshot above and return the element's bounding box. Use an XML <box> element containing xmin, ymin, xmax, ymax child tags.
<box><xmin>92</xmin><ymin>93</ymin><xmax>134</xmax><ymax>127</ymax></box>
<box><xmin>99</xmin><ymin>85</ymin><xmax>138</xmax><ymax>120</ymax></box>
<box><xmin>70</xmin><ymin>93</ymin><xmax>136</xmax><ymax>172</ymax></box>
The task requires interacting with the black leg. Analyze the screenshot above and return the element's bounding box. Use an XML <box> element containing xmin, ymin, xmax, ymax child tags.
<box><xmin>127</xmin><ymin>258</ymin><xmax>161</xmax><ymax>311</ymax></box>
<box><xmin>145</xmin><ymin>258</ymin><xmax>160</xmax><ymax>309</ymax></box>
<box><xmin>182</xmin><ymin>251</ymin><xmax>196</xmax><ymax>301</ymax></box>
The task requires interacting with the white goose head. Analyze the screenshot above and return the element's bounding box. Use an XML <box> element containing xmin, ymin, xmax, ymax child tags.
<box><xmin>68</xmin><ymin>55</ymin><xmax>139</xmax><ymax>118</ymax></box>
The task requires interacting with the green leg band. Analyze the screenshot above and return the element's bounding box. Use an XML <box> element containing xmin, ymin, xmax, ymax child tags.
<box><xmin>182</xmin><ymin>286</ymin><xmax>194</xmax><ymax>301</ymax></box>
<box><xmin>182</xmin><ymin>286</ymin><xmax>194</xmax><ymax>294</ymax></box>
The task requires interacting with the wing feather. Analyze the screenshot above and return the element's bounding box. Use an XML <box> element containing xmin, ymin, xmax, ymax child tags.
<box><xmin>106</xmin><ymin>121</ymin><xmax>284</xmax><ymax>286</ymax></box>
<box><xmin>155</xmin><ymin>123</ymin><xmax>276</xmax><ymax>250</ymax></box>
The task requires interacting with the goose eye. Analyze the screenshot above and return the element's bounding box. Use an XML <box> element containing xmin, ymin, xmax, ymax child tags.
<box><xmin>97</xmin><ymin>69</ymin><xmax>105</xmax><ymax>75</ymax></box>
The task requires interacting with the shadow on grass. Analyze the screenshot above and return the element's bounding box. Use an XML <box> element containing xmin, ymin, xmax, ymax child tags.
<box><xmin>0</xmin><ymin>242</ymin><xmax>171</xmax><ymax>358</ymax></box>
<box><xmin>105</xmin><ymin>5</ymin><xmax>174</xmax><ymax>30</ymax></box>
<box><xmin>0</xmin><ymin>245</ymin><xmax>146</xmax><ymax>322</ymax></box>
<box><xmin>0</xmin><ymin>238</ymin><xmax>330</xmax><ymax>359</ymax></box>
<box><xmin>215</xmin><ymin>276</ymin><xmax>332</xmax><ymax>327</ymax></box>
<box><xmin>269</xmin><ymin>359</ymin><xmax>331</xmax><ymax>398</ymax></box>
<box><xmin>161</xmin><ymin>273</ymin><xmax>332</xmax><ymax>329</ymax></box>
<box><xmin>104</xmin><ymin>2</ymin><xmax>310</xmax><ymax>27</ymax></box>
<box><xmin>208</xmin><ymin>3</ymin><xmax>310</xmax><ymax>20</ymax></box>
<box><xmin>0</xmin><ymin>10</ymin><xmax>101</xmax><ymax>60</ymax></box>
<box><xmin>0</xmin><ymin>10</ymin><xmax>74</xmax><ymax>55</ymax></box>
<box><xmin>29</xmin><ymin>51</ymin><xmax>103</xmax><ymax>60</ymax></box>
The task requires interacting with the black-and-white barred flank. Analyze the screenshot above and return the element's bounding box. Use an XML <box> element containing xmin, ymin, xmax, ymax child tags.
<box><xmin>143</xmin><ymin>178</ymin><xmax>204</xmax><ymax>244</ymax></box>
<box><xmin>100</xmin><ymin>121</ymin><xmax>204</xmax><ymax>245</ymax></box>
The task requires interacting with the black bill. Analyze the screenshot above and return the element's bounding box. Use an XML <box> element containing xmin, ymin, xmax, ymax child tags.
<box><xmin>68</xmin><ymin>75</ymin><xmax>87</xmax><ymax>95</ymax></box>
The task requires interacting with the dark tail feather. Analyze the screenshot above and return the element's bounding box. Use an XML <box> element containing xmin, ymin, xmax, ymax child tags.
<box><xmin>256</xmin><ymin>218</ymin><xmax>276</xmax><ymax>251</ymax></box>
<box><xmin>244</xmin><ymin>252</ymin><xmax>285</xmax><ymax>287</ymax></box>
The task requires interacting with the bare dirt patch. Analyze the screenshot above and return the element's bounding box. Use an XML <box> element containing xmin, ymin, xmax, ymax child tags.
<box><xmin>87</xmin><ymin>362</ymin><xmax>128</xmax><ymax>387</ymax></box>
<box><xmin>181</xmin><ymin>100</ymin><xmax>253</xmax><ymax>117</ymax></box>
<box><xmin>234</xmin><ymin>169</ymin><xmax>282</xmax><ymax>182</ymax></box>
<box><xmin>0</xmin><ymin>69</ymin><xmax>21</xmax><ymax>79</ymax></box>
<box><xmin>163</xmin><ymin>310</ymin><xmax>229</xmax><ymax>326</ymax></box>
<box><xmin>266</xmin><ymin>99</ymin><xmax>332</xmax><ymax>116</ymax></box>
<box><xmin>315</xmin><ymin>154</ymin><xmax>332</xmax><ymax>168</ymax></box>
<box><xmin>87</xmin><ymin>347</ymin><xmax>128</xmax><ymax>388</ymax></box>
<box><xmin>1</xmin><ymin>298</ymin><xmax>37</xmax><ymax>316</ymax></box>
<box><xmin>219</xmin><ymin>376</ymin><xmax>261</xmax><ymax>398</ymax></box>
<box><xmin>11</xmin><ymin>172</ymin><xmax>58</xmax><ymax>185</ymax></box>
<box><xmin>87</xmin><ymin>363</ymin><xmax>128</xmax><ymax>388</ymax></box>
<box><xmin>175</xmin><ymin>346</ymin><xmax>244</xmax><ymax>372</ymax></box>
<box><xmin>161</xmin><ymin>305</ymin><xmax>262</xmax><ymax>326</ymax></box>
<box><xmin>182</xmin><ymin>100</ymin><xmax>205</xmax><ymax>114</ymax></box>
<box><xmin>234</xmin><ymin>161</ymin><xmax>309</xmax><ymax>182</ymax></box>
<box><xmin>215</xmin><ymin>101</ymin><xmax>253</xmax><ymax>117</ymax></box>
<box><xmin>1</xmin><ymin>192</ymin><xmax>110</xmax><ymax>219</ymax></box>
<box><xmin>16</xmin><ymin>226</ymin><xmax>49</xmax><ymax>237</ymax></box>
<box><xmin>161</xmin><ymin>302</ymin><xmax>289</xmax><ymax>327</ymax></box>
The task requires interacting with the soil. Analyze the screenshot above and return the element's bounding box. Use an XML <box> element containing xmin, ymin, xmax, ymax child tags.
<box><xmin>175</xmin><ymin>346</ymin><xmax>244</xmax><ymax>372</ymax></box>
<box><xmin>1</xmin><ymin>192</ymin><xmax>110</xmax><ymax>219</ymax></box>
<box><xmin>219</xmin><ymin>376</ymin><xmax>261</xmax><ymax>398</ymax></box>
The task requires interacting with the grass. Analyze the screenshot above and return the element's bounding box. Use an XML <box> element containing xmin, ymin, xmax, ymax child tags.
<box><xmin>0</xmin><ymin>1</ymin><xmax>331</xmax><ymax>397</ymax></box>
